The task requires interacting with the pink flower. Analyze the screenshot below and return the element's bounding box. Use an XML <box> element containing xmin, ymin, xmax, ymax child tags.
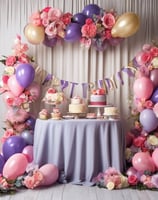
<box><xmin>144</xmin><ymin>100</ymin><xmax>153</xmax><ymax>109</ymax></box>
<box><xmin>104</xmin><ymin>29</ymin><xmax>112</xmax><ymax>39</ymax></box>
<box><xmin>29</xmin><ymin>12</ymin><xmax>42</xmax><ymax>26</ymax></box>
<box><xmin>80</xmin><ymin>38</ymin><xmax>92</xmax><ymax>48</ymax></box>
<box><xmin>45</xmin><ymin>21</ymin><xmax>65</xmax><ymax>38</ymax></box>
<box><xmin>136</xmin><ymin>51</ymin><xmax>152</xmax><ymax>65</ymax></box>
<box><xmin>5</xmin><ymin>56</ymin><xmax>16</xmax><ymax>66</ymax></box>
<box><xmin>150</xmin><ymin>47</ymin><xmax>158</xmax><ymax>57</ymax></box>
<box><xmin>1</xmin><ymin>128</ymin><xmax>16</xmax><ymax>143</ymax></box>
<box><xmin>102</xmin><ymin>13</ymin><xmax>115</xmax><ymax>29</ymax></box>
<box><xmin>81</xmin><ymin>18</ymin><xmax>97</xmax><ymax>38</ymax></box>
<box><xmin>133</xmin><ymin>136</ymin><xmax>146</xmax><ymax>148</ymax></box>
<box><xmin>48</xmin><ymin>8</ymin><xmax>62</xmax><ymax>21</ymax></box>
<box><xmin>142</xmin><ymin>44</ymin><xmax>152</xmax><ymax>51</ymax></box>
<box><xmin>23</xmin><ymin>170</ymin><xmax>44</xmax><ymax>189</ymax></box>
<box><xmin>128</xmin><ymin>175</ymin><xmax>138</xmax><ymax>185</ymax></box>
<box><xmin>61</xmin><ymin>12</ymin><xmax>72</xmax><ymax>25</ymax></box>
<box><xmin>140</xmin><ymin>174</ymin><xmax>155</xmax><ymax>188</ymax></box>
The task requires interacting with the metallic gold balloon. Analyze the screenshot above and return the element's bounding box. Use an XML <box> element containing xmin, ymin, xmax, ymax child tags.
<box><xmin>24</xmin><ymin>23</ymin><xmax>45</xmax><ymax>44</ymax></box>
<box><xmin>111</xmin><ymin>12</ymin><xmax>140</xmax><ymax>38</ymax></box>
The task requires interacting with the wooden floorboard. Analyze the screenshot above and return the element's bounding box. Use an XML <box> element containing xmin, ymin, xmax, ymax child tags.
<box><xmin>0</xmin><ymin>184</ymin><xmax>158</xmax><ymax>200</ymax></box>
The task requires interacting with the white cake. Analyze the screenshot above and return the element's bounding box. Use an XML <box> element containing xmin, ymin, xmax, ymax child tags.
<box><xmin>69</xmin><ymin>96</ymin><xmax>86</xmax><ymax>113</ymax></box>
<box><xmin>89</xmin><ymin>88</ymin><xmax>106</xmax><ymax>105</ymax></box>
<box><xmin>104</xmin><ymin>106</ymin><xmax>118</xmax><ymax>116</ymax></box>
<box><xmin>43</xmin><ymin>88</ymin><xmax>64</xmax><ymax>105</ymax></box>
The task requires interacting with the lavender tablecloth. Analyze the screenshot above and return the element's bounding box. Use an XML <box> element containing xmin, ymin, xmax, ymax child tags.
<box><xmin>33</xmin><ymin>118</ymin><xmax>125</xmax><ymax>184</ymax></box>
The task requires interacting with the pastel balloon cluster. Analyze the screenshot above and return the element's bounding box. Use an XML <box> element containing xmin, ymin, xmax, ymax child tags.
<box><xmin>1</xmin><ymin>135</ymin><xmax>59</xmax><ymax>187</ymax></box>
<box><xmin>133</xmin><ymin>75</ymin><xmax>158</xmax><ymax>132</ymax></box>
<box><xmin>24</xmin><ymin>4</ymin><xmax>140</xmax><ymax>50</ymax></box>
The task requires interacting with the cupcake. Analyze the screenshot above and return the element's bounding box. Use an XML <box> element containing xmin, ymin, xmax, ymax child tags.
<box><xmin>39</xmin><ymin>109</ymin><xmax>49</xmax><ymax>120</ymax></box>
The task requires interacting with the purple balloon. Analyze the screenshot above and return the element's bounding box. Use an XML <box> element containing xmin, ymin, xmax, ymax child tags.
<box><xmin>16</xmin><ymin>63</ymin><xmax>35</xmax><ymax>88</ymax></box>
<box><xmin>73</xmin><ymin>13</ymin><xmax>88</xmax><ymax>26</ymax></box>
<box><xmin>139</xmin><ymin>109</ymin><xmax>158</xmax><ymax>132</ymax></box>
<box><xmin>64</xmin><ymin>23</ymin><xmax>82</xmax><ymax>42</ymax></box>
<box><xmin>0</xmin><ymin>154</ymin><xmax>5</xmax><ymax>173</ymax></box>
<box><xmin>43</xmin><ymin>35</ymin><xmax>57</xmax><ymax>47</ymax></box>
<box><xmin>2</xmin><ymin>136</ymin><xmax>27</xmax><ymax>160</ymax></box>
<box><xmin>150</xmin><ymin>69</ymin><xmax>158</xmax><ymax>89</ymax></box>
<box><xmin>82</xmin><ymin>4</ymin><xmax>100</xmax><ymax>18</ymax></box>
<box><xmin>151</xmin><ymin>88</ymin><xmax>158</xmax><ymax>103</ymax></box>
<box><xmin>26</xmin><ymin>117</ymin><xmax>36</xmax><ymax>130</ymax></box>
<box><xmin>21</xmin><ymin>130</ymin><xmax>34</xmax><ymax>145</ymax></box>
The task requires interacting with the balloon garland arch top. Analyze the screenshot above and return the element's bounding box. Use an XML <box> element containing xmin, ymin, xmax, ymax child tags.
<box><xmin>24</xmin><ymin>4</ymin><xmax>140</xmax><ymax>51</ymax></box>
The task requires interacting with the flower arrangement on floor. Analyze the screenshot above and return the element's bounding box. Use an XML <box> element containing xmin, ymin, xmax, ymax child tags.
<box><xmin>24</xmin><ymin>4</ymin><xmax>140</xmax><ymax>51</ymax></box>
<box><xmin>94</xmin><ymin>42</ymin><xmax>158</xmax><ymax>190</ymax></box>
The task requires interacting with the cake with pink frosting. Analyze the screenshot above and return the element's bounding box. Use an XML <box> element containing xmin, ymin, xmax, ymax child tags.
<box><xmin>43</xmin><ymin>88</ymin><xmax>64</xmax><ymax>105</ymax></box>
<box><xmin>89</xmin><ymin>88</ymin><xmax>106</xmax><ymax>105</ymax></box>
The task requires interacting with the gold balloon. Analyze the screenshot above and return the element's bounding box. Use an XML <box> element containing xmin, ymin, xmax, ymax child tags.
<box><xmin>24</xmin><ymin>23</ymin><xmax>45</xmax><ymax>44</ymax></box>
<box><xmin>111</xmin><ymin>12</ymin><xmax>140</xmax><ymax>38</ymax></box>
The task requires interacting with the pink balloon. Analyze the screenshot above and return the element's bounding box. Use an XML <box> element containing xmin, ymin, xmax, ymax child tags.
<box><xmin>27</xmin><ymin>82</ymin><xmax>40</xmax><ymax>101</ymax></box>
<box><xmin>132</xmin><ymin>152</ymin><xmax>155</xmax><ymax>172</ymax></box>
<box><xmin>133</xmin><ymin>77</ymin><xmax>154</xmax><ymax>100</ymax></box>
<box><xmin>7</xmin><ymin>75</ymin><xmax>24</xmax><ymax>96</ymax></box>
<box><xmin>39</xmin><ymin>164</ymin><xmax>59</xmax><ymax>186</ymax></box>
<box><xmin>126</xmin><ymin>167</ymin><xmax>137</xmax><ymax>176</ymax></box>
<box><xmin>152</xmin><ymin>148</ymin><xmax>158</xmax><ymax>169</ymax></box>
<box><xmin>22</xmin><ymin>145</ymin><xmax>33</xmax><ymax>163</ymax></box>
<box><xmin>3</xmin><ymin>153</ymin><xmax>28</xmax><ymax>180</ymax></box>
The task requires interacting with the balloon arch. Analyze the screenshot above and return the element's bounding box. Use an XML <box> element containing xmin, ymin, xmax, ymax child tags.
<box><xmin>1</xmin><ymin>3</ymin><xmax>158</xmax><ymax>193</ymax></box>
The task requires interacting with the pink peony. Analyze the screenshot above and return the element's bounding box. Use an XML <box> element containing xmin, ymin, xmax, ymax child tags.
<box><xmin>81</xmin><ymin>18</ymin><xmax>97</xmax><ymax>38</ymax></box>
<box><xmin>102</xmin><ymin>13</ymin><xmax>115</xmax><ymax>29</ymax></box>
<box><xmin>45</xmin><ymin>21</ymin><xmax>65</xmax><ymax>38</ymax></box>
<box><xmin>61</xmin><ymin>12</ymin><xmax>72</xmax><ymax>25</ymax></box>
<box><xmin>48</xmin><ymin>8</ymin><xmax>62</xmax><ymax>21</ymax></box>
<box><xmin>29</xmin><ymin>12</ymin><xmax>42</xmax><ymax>26</ymax></box>
<box><xmin>5</xmin><ymin>56</ymin><xmax>16</xmax><ymax>66</ymax></box>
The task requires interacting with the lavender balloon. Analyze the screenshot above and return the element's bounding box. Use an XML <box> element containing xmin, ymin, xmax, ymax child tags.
<box><xmin>2</xmin><ymin>136</ymin><xmax>27</xmax><ymax>160</ymax></box>
<box><xmin>151</xmin><ymin>88</ymin><xmax>158</xmax><ymax>103</ymax></box>
<box><xmin>139</xmin><ymin>109</ymin><xmax>158</xmax><ymax>132</ymax></box>
<box><xmin>0</xmin><ymin>154</ymin><xmax>5</xmax><ymax>173</ymax></box>
<box><xmin>43</xmin><ymin>35</ymin><xmax>57</xmax><ymax>47</ymax></box>
<box><xmin>16</xmin><ymin>63</ymin><xmax>35</xmax><ymax>88</ymax></box>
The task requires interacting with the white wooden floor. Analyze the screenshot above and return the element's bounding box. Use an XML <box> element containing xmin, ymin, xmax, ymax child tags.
<box><xmin>1</xmin><ymin>184</ymin><xmax>158</xmax><ymax>200</ymax></box>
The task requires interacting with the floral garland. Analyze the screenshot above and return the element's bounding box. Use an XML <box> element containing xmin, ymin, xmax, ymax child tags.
<box><xmin>24</xmin><ymin>4</ymin><xmax>140</xmax><ymax>51</ymax></box>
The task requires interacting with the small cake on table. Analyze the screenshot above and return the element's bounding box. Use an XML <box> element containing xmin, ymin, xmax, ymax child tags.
<box><xmin>103</xmin><ymin>106</ymin><xmax>119</xmax><ymax>119</ymax></box>
<box><xmin>43</xmin><ymin>88</ymin><xmax>64</xmax><ymax>105</ymax></box>
<box><xmin>51</xmin><ymin>108</ymin><xmax>62</xmax><ymax>120</ymax></box>
<box><xmin>86</xmin><ymin>112</ymin><xmax>97</xmax><ymax>119</ymax></box>
<box><xmin>69</xmin><ymin>96</ymin><xmax>86</xmax><ymax>114</ymax></box>
<box><xmin>39</xmin><ymin>109</ymin><xmax>50</xmax><ymax>120</ymax></box>
<box><xmin>89</xmin><ymin>88</ymin><xmax>106</xmax><ymax>105</ymax></box>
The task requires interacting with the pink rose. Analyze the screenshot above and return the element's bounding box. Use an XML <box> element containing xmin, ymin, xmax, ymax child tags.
<box><xmin>5</xmin><ymin>56</ymin><xmax>16</xmax><ymax>66</ymax></box>
<box><xmin>102</xmin><ymin>13</ymin><xmax>115</xmax><ymax>29</ymax></box>
<box><xmin>81</xmin><ymin>19</ymin><xmax>97</xmax><ymax>38</ymax></box>
<box><xmin>150</xmin><ymin>47</ymin><xmax>158</xmax><ymax>57</ymax></box>
<box><xmin>45</xmin><ymin>21</ymin><xmax>65</xmax><ymax>38</ymax></box>
<box><xmin>61</xmin><ymin>12</ymin><xmax>73</xmax><ymax>25</ymax></box>
<box><xmin>104</xmin><ymin>29</ymin><xmax>112</xmax><ymax>39</ymax></box>
<box><xmin>48</xmin><ymin>8</ymin><xmax>62</xmax><ymax>21</ymax></box>
<box><xmin>128</xmin><ymin>175</ymin><xmax>138</xmax><ymax>186</ymax></box>
<box><xmin>136</xmin><ymin>51</ymin><xmax>152</xmax><ymax>65</ymax></box>
<box><xmin>133</xmin><ymin>136</ymin><xmax>146</xmax><ymax>147</ymax></box>
<box><xmin>29</xmin><ymin>12</ymin><xmax>42</xmax><ymax>26</ymax></box>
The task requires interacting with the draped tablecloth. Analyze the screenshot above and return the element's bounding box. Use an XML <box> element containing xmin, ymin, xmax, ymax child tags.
<box><xmin>33</xmin><ymin>118</ymin><xmax>125</xmax><ymax>184</ymax></box>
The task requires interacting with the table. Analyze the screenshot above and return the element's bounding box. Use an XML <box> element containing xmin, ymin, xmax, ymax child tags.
<box><xmin>33</xmin><ymin>118</ymin><xmax>125</xmax><ymax>184</ymax></box>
